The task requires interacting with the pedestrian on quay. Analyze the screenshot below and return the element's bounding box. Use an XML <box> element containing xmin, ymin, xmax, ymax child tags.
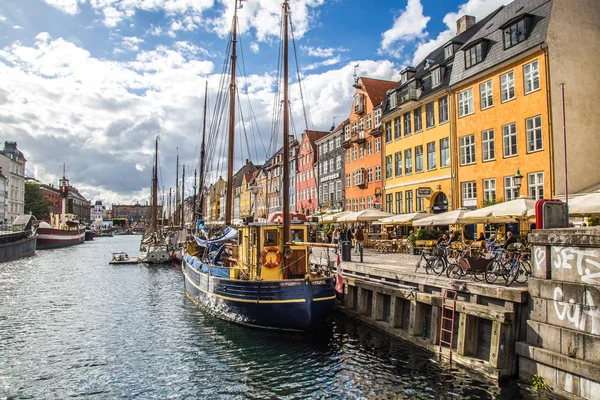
<box><xmin>346</xmin><ymin>224</ymin><xmax>355</xmax><ymax>250</ymax></box>
<box><xmin>332</xmin><ymin>226</ymin><xmax>340</xmax><ymax>245</ymax></box>
<box><xmin>354</xmin><ymin>225</ymin><xmax>364</xmax><ymax>253</ymax></box>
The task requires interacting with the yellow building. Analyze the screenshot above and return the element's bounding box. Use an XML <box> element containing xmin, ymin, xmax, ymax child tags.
<box><xmin>449</xmin><ymin>5</ymin><xmax>553</xmax><ymax>211</ymax></box>
<box><xmin>238</xmin><ymin>173</ymin><xmax>253</xmax><ymax>217</ymax></box>
<box><xmin>382</xmin><ymin>15</ymin><xmax>492</xmax><ymax>215</ymax></box>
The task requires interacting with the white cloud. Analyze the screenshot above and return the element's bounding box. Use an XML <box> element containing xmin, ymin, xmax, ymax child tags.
<box><xmin>121</xmin><ymin>36</ymin><xmax>144</xmax><ymax>52</ymax></box>
<box><xmin>43</xmin><ymin>0</ymin><xmax>83</xmax><ymax>15</ymax></box>
<box><xmin>304</xmin><ymin>56</ymin><xmax>341</xmax><ymax>71</ymax></box>
<box><xmin>13</xmin><ymin>25</ymin><xmax>23</xmax><ymax>30</ymax></box>
<box><xmin>379</xmin><ymin>0</ymin><xmax>430</xmax><ymax>58</ymax></box>
<box><xmin>301</xmin><ymin>46</ymin><xmax>348</xmax><ymax>58</ymax></box>
<box><xmin>250</xmin><ymin>42</ymin><xmax>259</xmax><ymax>53</ymax></box>
<box><xmin>0</xmin><ymin>15</ymin><xmax>6</xmax><ymax>22</ymax></box>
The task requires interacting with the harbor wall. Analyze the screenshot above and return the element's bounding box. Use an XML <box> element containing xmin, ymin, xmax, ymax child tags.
<box><xmin>335</xmin><ymin>259</ymin><xmax>529</xmax><ymax>380</ymax></box>
<box><xmin>0</xmin><ymin>231</ymin><xmax>36</xmax><ymax>262</ymax></box>
<box><xmin>517</xmin><ymin>227</ymin><xmax>600</xmax><ymax>399</ymax></box>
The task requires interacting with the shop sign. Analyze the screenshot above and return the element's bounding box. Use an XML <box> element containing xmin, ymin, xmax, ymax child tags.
<box><xmin>417</xmin><ymin>187</ymin><xmax>432</xmax><ymax>198</ymax></box>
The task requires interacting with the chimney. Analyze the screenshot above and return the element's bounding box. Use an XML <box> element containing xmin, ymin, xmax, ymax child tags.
<box><xmin>456</xmin><ymin>15</ymin><xmax>476</xmax><ymax>35</ymax></box>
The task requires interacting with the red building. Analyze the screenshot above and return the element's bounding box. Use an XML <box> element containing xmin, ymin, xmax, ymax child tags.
<box><xmin>296</xmin><ymin>130</ymin><xmax>329</xmax><ymax>216</ymax></box>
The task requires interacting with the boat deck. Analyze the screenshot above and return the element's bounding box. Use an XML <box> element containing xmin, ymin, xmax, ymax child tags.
<box><xmin>109</xmin><ymin>257</ymin><xmax>141</xmax><ymax>265</ymax></box>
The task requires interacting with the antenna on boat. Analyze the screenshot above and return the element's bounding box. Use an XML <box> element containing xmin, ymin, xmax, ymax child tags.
<box><xmin>224</xmin><ymin>0</ymin><xmax>241</xmax><ymax>226</ymax></box>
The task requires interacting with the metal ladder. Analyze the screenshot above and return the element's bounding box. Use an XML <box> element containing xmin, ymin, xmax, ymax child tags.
<box><xmin>439</xmin><ymin>289</ymin><xmax>458</xmax><ymax>362</ymax></box>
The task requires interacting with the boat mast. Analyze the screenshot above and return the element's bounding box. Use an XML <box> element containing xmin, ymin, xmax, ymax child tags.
<box><xmin>152</xmin><ymin>136</ymin><xmax>158</xmax><ymax>232</ymax></box>
<box><xmin>224</xmin><ymin>0</ymin><xmax>240</xmax><ymax>226</ymax></box>
<box><xmin>282</xmin><ymin>0</ymin><xmax>290</xmax><ymax>260</ymax></box>
<box><xmin>198</xmin><ymin>81</ymin><xmax>208</xmax><ymax>219</ymax></box>
<box><xmin>175</xmin><ymin>148</ymin><xmax>179</xmax><ymax>225</ymax></box>
<box><xmin>181</xmin><ymin>164</ymin><xmax>185</xmax><ymax>226</ymax></box>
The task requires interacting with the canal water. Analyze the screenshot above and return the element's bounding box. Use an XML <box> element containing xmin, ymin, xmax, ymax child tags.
<box><xmin>1</xmin><ymin>235</ymin><xmax>530</xmax><ymax>399</ymax></box>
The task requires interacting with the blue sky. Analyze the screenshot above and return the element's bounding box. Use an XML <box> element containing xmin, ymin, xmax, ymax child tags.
<box><xmin>0</xmin><ymin>0</ymin><xmax>509</xmax><ymax>206</ymax></box>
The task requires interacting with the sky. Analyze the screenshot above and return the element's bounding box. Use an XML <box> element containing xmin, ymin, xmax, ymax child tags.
<box><xmin>0</xmin><ymin>0</ymin><xmax>511</xmax><ymax>207</ymax></box>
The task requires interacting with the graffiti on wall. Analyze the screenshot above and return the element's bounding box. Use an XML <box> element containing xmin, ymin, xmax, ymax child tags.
<box><xmin>553</xmin><ymin>286</ymin><xmax>600</xmax><ymax>335</ymax></box>
<box><xmin>553</xmin><ymin>247</ymin><xmax>600</xmax><ymax>285</ymax></box>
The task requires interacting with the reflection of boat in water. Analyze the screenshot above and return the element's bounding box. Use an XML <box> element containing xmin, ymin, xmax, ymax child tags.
<box><xmin>36</xmin><ymin>170</ymin><xmax>85</xmax><ymax>250</ymax></box>
<box><xmin>182</xmin><ymin>0</ymin><xmax>336</xmax><ymax>332</ymax></box>
<box><xmin>109</xmin><ymin>252</ymin><xmax>140</xmax><ymax>265</ymax></box>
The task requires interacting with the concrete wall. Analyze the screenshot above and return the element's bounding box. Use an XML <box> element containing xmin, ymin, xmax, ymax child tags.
<box><xmin>0</xmin><ymin>233</ymin><xmax>36</xmax><ymax>262</ymax></box>
<box><xmin>546</xmin><ymin>0</ymin><xmax>600</xmax><ymax>195</ymax></box>
<box><xmin>517</xmin><ymin>227</ymin><xmax>600</xmax><ymax>399</ymax></box>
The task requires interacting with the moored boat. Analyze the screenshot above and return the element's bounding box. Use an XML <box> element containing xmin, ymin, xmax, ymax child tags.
<box><xmin>182</xmin><ymin>0</ymin><xmax>336</xmax><ymax>331</ymax></box>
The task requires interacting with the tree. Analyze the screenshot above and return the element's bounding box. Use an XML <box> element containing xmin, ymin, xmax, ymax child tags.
<box><xmin>24</xmin><ymin>182</ymin><xmax>52</xmax><ymax>220</ymax></box>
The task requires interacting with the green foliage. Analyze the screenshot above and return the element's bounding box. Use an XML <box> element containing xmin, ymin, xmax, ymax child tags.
<box><xmin>407</xmin><ymin>228</ymin><xmax>444</xmax><ymax>247</ymax></box>
<box><xmin>24</xmin><ymin>182</ymin><xmax>52</xmax><ymax>220</ymax></box>
<box><xmin>587</xmin><ymin>217</ymin><xmax>599</xmax><ymax>226</ymax></box>
<box><xmin>482</xmin><ymin>197</ymin><xmax>504</xmax><ymax>208</ymax></box>
<box><xmin>531</xmin><ymin>373</ymin><xmax>548</xmax><ymax>393</ymax></box>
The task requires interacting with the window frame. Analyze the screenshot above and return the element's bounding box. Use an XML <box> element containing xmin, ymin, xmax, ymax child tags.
<box><xmin>459</xmin><ymin>134</ymin><xmax>476</xmax><ymax>166</ymax></box>
<box><xmin>526</xmin><ymin>115</ymin><xmax>543</xmax><ymax>153</ymax></box>
<box><xmin>440</xmin><ymin>138</ymin><xmax>450</xmax><ymax>168</ymax></box>
<box><xmin>404</xmin><ymin>149</ymin><xmax>413</xmax><ymax>175</ymax></box>
<box><xmin>458</xmin><ymin>88</ymin><xmax>474</xmax><ymax>117</ymax></box>
<box><xmin>481</xmin><ymin>129</ymin><xmax>495</xmax><ymax>162</ymax></box>
<box><xmin>524</xmin><ymin>60</ymin><xmax>540</xmax><ymax>94</ymax></box>
<box><xmin>415</xmin><ymin>145</ymin><xmax>424</xmax><ymax>173</ymax></box>
<box><xmin>502</xmin><ymin>122</ymin><xmax>518</xmax><ymax>158</ymax></box>
<box><xmin>425</xmin><ymin>102</ymin><xmax>435</xmax><ymax>128</ymax></box>
<box><xmin>500</xmin><ymin>71</ymin><xmax>516</xmax><ymax>103</ymax></box>
<box><xmin>483</xmin><ymin>178</ymin><xmax>496</xmax><ymax>202</ymax></box>
<box><xmin>394</xmin><ymin>151</ymin><xmax>402</xmax><ymax>177</ymax></box>
<box><xmin>439</xmin><ymin>96</ymin><xmax>449</xmax><ymax>123</ymax></box>
<box><xmin>528</xmin><ymin>172</ymin><xmax>544</xmax><ymax>200</ymax></box>
<box><xmin>479</xmin><ymin>80</ymin><xmax>493</xmax><ymax>110</ymax></box>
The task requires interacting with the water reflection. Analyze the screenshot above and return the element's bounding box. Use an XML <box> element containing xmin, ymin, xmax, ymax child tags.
<box><xmin>0</xmin><ymin>236</ymin><xmax>524</xmax><ymax>399</ymax></box>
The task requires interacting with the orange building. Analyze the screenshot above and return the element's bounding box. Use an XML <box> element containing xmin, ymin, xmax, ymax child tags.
<box><xmin>343</xmin><ymin>77</ymin><xmax>396</xmax><ymax>211</ymax></box>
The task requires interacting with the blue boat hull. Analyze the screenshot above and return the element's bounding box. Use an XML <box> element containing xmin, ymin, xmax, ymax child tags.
<box><xmin>182</xmin><ymin>259</ymin><xmax>336</xmax><ymax>331</ymax></box>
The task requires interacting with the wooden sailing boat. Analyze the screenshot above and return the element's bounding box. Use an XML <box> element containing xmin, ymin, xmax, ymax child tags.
<box><xmin>139</xmin><ymin>136</ymin><xmax>171</xmax><ymax>263</ymax></box>
<box><xmin>182</xmin><ymin>0</ymin><xmax>336</xmax><ymax>331</ymax></box>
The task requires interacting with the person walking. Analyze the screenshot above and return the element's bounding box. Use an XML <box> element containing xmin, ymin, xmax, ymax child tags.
<box><xmin>332</xmin><ymin>226</ymin><xmax>340</xmax><ymax>245</ymax></box>
<box><xmin>354</xmin><ymin>225</ymin><xmax>364</xmax><ymax>253</ymax></box>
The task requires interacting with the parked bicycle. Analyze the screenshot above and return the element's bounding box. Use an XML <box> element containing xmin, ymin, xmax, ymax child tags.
<box><xmin>484</xmin><ymin>246</ymin><xmax>530</xmax><ymax>286</ymax></box>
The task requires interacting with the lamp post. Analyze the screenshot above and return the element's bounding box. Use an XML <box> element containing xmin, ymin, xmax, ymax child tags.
<box><xmin>513</xmin><ymin>168</ymin><xmax>524</xmax><ymax>198</ymax></box>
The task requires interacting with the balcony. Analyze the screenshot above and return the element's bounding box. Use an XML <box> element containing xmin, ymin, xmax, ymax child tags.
<box><xmin>342</xmin><ymin>135</ymin><xmax>352</xmax><ymax>149</ymax></box>
<box><xmin>353</xmin><ymin>130</ymin><xmax>366</xmax><ymax>144</ymax></box>
<box><xmin>370</xmin><ymin>123</ymin><xmax>383</xmax><ymax>137</ymax></box>
<box><xmin>398</xmin><ymin>87</ymin><xmax>420</xmax><ymax>104</ymax></box>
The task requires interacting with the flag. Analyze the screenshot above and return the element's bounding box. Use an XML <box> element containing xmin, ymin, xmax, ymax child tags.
<box><xmin>335</xmin><ymin>253</ymin><xmax>343</xmax><ymax>294</ymax></box>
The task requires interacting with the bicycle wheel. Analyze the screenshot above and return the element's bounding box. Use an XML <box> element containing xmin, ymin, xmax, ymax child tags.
<box><xmin>485</xmin><ymin>260</ymin><xmax>501</xmax><ymax>284</ymax></box>
<box><xmin>431</xmin><ymin>258</ymin><xmax>446</xmax><ymax>275</ymax></box>
<box><xmin>515</xmin><ymin>260</ymin><xmax>531</xmax><ymax>283</ymax></box>
<box><xmin>446</xmin><ymin>263</ymin><xmax>464</xmax><ymax>279</ymax></box>
<box><xmin>505</xmin><ymin>261</ymin><xmax>519</xmax><ymax>286</ymax></box>
<box><xmin>473</xmin><ymin>269</ymin><xmax>486</xmax><ymax>282</ymax></box>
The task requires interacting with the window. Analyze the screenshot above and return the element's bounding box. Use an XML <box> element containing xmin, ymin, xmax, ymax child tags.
<box><xmin>358</xmin><ymin>118</ymin><xmax>364</xmax><ymax>132</ymax></box>
<box><xmin>426</xmin><ymin>102</ymin><xmax>435</xmax><ymax>128</ymax></box>
<box><xmin>405</xmin><ymin>190</ymin><xmax>413</xmax><ymax>213</ymax></box>
<box><xmin>394</xmin><ymin>117</ymin><xmax>401</xmax><ymax>140</ymax></box>
<box><xmin>367</xmin><ymin>167</ymin><xmax>373</xmax><ymax>183</ymax></box>
<box><xmin>385</xmin><ymin>155</ymin><xmax>393</xmax><ymax>179</ymax></box>
<box><xmin>327</xmin><ymin>158</ymin><xmax>332</xmax><ymax>173</ymax></box>
<box><xmin>480</xmin><ymin>80</ymin><xmax>493</xmax><ymax>109</ymax></box>
<box><xmin>502</xmin><ymin>122</ymin><xmax>517</xmax><ymax>157</ymax></box>
<box><xmin>335</xmin><ymin>136</ymin><xmax>341</xmax><ymax>148</ymax></box>
<box><xmin>524</xmin><ymin>60</ymin><xmax>540</xmax><ymax>94</ymax></box>
<box><xmin>318</xmin><ymin>163</ymin><xmax>322</xmax><ymax>177</ymax></box>
<box><xmin>345</xmin><ymin>174</ymin><xmax>350</xmax><ymax>188</ymax></box>
<box><xmin>403</xmin><ymin>112</ymin><xmax>411</xmax><ymax>136</ymax></box>
<box><xmin>439</xmin><ymin>96</ymin><xmax>448</xmax><ymax>123</ymax></box>
<box><xmin>404</xmin><ymin>149</ymin><xmax>413</xmax><ymax>174</ymax></box>
<box><xmin>366</xmin><ymin>114</ymin><xmax>372</xmax><ymax>129</ymax></box>
<box><xmin>427</xmin><ymin>142</ymin><xmax>436</xmax><ymax>170</ymax></box>
<box><xmin>503</xmin><ymin>18</ymin><xmax>527</xmax><ymax>49</ymax></box>
<box><xmin>336</xmin><ymin>155</ymin><xmax>342</xmax><ymax>170</ymax></box>
<box><xmin>414</xmin><ymin>107</ymin><xmax>422</xmax><ymax>132</ymax></box>
<box><xmin>395</xmin><ymin>151</ymin><xmax>402</xmax><ymax>176</ymax></box>
<box><xmin>360</xmin><ymin>197</ymin><xmax>366</xmax><ymax>211</ymax></box>
<box><xmin>458</xmin><ymin>89</ymin><xmax>474</xmax><ymax>117</ymax></box>
<box><xmin>389</xmin><ymin>92</ymin><xmax>397</xmax><ymax>109</ymax></box>
<box><xmin>352</xmin><ymin>146</ymin><xmax>357</xmax><ymax>160</ymax></box>
<box><xmin>415</xmin><ymin>146</ymin><xmax>423</xmax><ymax>173</ymax></box>
<box><xmin>465</xmin><ymin>42</ymin><xmax>483</xmax><ymax>68</ymax></box>
<box><xmin>431</xmin><ymin>68</ymin><xmax>441</xmax><ymax>87</ymax></box>
<box><xmin>375</xmin><ymin>165</ymin><xmax>381</xmax><ymax>181</ymax></box>
<box><xmin>386</xmin><ymin>194</ymin><xmax>393</xmax><ymax>213</ymax></box>
<box><xmin>395</xmin><ymin>192</ymin><xmax>402</xmax><ymax>214</ymax></box>
<box><xmin>526</xmin><ymin>115</ymin><xmax>543</xmax><ymax>152</ymax></box>
<box><xmin>345</xmin><ymin>149</ymin><xmax>350</xmax><ymax>163</ymax></box>
<box><xmin>375</xmin><ymin>137</ymin><xmax>381</xmax><ymax>153</ymax></box>
<box><xmin>367</xmin><ymin>197</ymin><xmax>373</xmax><ymax>209</ymax></box>
<box><xmin>328</xmin><ymin>140</ymin><xmax>333</xmax><ymax>152</ymax></box>
<box><xmin>500</xmin><ymin>71</ymin><xmax>515</xmax><ymax>102</ymax></box>
<box><xmin>444</xmin><ymin>44</ymin><xmax>454</xmax><ymax>59</ymax></box>
<box><xmin>459</xmin><ymin>134</ymin><xmax>476</xmax><ymax>165</ymax></box>
<box><xmin>528</xmin><ymin>172</ymin><xmax>544</xmax><ymax>200</ymax></box>
<box><xmin>504</xmin><ymin>176</ymin><xmax>520</xmax><ymax>201</ymax></box>
<box><xmin>346</xmin><ymin>199</ymin><xmax>351</xmax><ymax>211</ymax></box>
<box><xmin>385</xmin><ymin>121</ymin><xmax>392</xmax><ymax>143</ymax></box>
<box><xmin>462</xmin><ymin>181</ymin><xmax>477</xmax><ymax>207</ymax></box>
<box><xmin>416</xmin><ymin>196</ymin><xmax>424</xmax><ymax>212</ymax></box>
<box><xmin>374</xmin><ymin>108</ymin><xmax>381</xmax><ymax>127</ymax></box>
<box><xmin>483</xmin><ymin>178</ymin><xmax>496</xmax><ymax>202</ymax></box>
<box><xmin>359</xmin><ymin>145</ymin><xmax>364</xmax><ymax>158</ymax></box>
<box><xmin>440</xmin><ymin>138</ymin><xmax>450</xmax><ymax>167</ymax></box>
<box><xmin>351</xmin><ymin>122</ymin><xmax>357</xmax><ymax>136</ymax></box>
<box><xmin>344</xmin><ymin>125</ymin><xmax>350</xmax><ymax>140</ymax></box>
<box><xmin>366</xmin><ymin>140</ymin><xmax>372</xmax><ymax>155</ymax></box>
<box><xmin>482</xmin><ymin>129</ymin><xmax>495</xmax><ymax>161</ymax></box>
<box><xmin>352</xmin><ymin>198</ymin><xmax>358</xmax><ymax>212</ymax></box>
<box><xmin>323</xmin><ymin>161</ymin><xmax>328</xmax><ymax>174</ymax></box>
<box><xmin>336</xmin><ymin>181</ymin><xmax>342</xmax><ymax>201</ymax></box>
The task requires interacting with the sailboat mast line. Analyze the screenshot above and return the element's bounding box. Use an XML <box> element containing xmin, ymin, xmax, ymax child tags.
<box><xmin>289</xmin><ymin>16</ymin><xmax>314</xmax><ymax>132</ymax></box>
<box><xmin>281</xmin><ymin>0</ymin><xmax>290</xmax><ymax>260</ymax></box>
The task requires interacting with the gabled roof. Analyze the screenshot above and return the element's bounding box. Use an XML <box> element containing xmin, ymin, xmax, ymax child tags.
<box><xmin>304</xmin><ymin>130</ymin><xmax>330</xmax><ymax>146</ymax></box>
<box><xmin>360</xmin><ymin>77</ymin><xmax>397</xmax><ymax>108</ymax></box>
<box><xmin>450</xmin><ymin>0</ymin><xmax>553</xmax><ymax>86</ymax></box>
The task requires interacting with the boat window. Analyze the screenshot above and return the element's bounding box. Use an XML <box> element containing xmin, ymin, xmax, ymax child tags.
<box><xmin>291</xmin><ymin>229</ymin><xmax>304</xmax><ymax>242</ymax></box>
<box><xmin>265</xmin><ymin>229</ymin><xmax>278</xmax><ymax>246</ymax></box>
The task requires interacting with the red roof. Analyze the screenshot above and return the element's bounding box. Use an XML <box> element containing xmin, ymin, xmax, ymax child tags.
<box><xmin>304</xmin><ymin>130</ymin><xmax>330</xmax><ymax>146</ymax></box>
<box><xmin>360</xmin><ymin>77</ymin><xmax>397</xmax><ymax>108</ymax></box>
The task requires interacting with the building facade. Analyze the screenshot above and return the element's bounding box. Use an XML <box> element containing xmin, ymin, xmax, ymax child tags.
<box><xmin>0</xmin><ymin>142</ymin><xmax>26</xmax><ymax>224</ymax></box>
<box><xmin>112</xmin><ymin>203</ymin><xmax>162</xmax><ymax>225</ymax></box>
<box><xmin>344</xmin><ymin>77</ymin><xmax>396</xmax><ymax>211</ymax></box>
<box><xmin>296</xmin><ymin>130</ymin><xmax>329</xmax><ymax>216</ymax></box>
<box><xmin>316</xmin><ymin>122</ymin><xmax>346</xmax><ymax>213</ymax></box>
<box><xmin>0</xmin><ymin>170</ymin><xmax>6</xmax><ymax>223</ymax></box>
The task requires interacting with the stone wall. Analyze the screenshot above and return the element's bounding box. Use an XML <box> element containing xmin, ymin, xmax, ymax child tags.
<box><xmin>517</xmin><ymin>227</ymin><xmax>600</xmax><ymax>399</ymax></box>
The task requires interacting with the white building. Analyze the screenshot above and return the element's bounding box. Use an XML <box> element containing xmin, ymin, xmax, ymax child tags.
<box><xmin>0</xmin><ymin>169</ymin><xmax>7</xmax><ymax>224</ymax></box>
<box><xmin>0</xmin><ymin>142</ymin><xmax>27</xmax><ymax>224</ymax></box>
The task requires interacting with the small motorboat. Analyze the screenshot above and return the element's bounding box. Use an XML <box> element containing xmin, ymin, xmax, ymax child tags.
<box><xmin>109</xmin><ymin>252</ymin><xmax>140</xmax><ymax>265</ymax></box>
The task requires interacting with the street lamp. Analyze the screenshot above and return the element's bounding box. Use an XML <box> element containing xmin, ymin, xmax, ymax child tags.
<box><xmin>513</xmin><ymin>168</ymin><xmax>524</xmax><ymax>196</ymax></box>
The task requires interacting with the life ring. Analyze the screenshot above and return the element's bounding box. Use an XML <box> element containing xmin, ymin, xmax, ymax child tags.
<box><xmin>261</xmin><ymin>246</ymin><xmax>281</xmax><ymax>268</ymax></box>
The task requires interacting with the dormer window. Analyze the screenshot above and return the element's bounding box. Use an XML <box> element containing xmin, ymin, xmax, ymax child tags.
<box><xmin>464</xmin><ymin>41</ymin><xmax>486</xmax><ymax>69</ymax></box>
<box><xmin>502</xmin><ymin>16</ymin><xmax>530</xmax><ymax>49</ymax></box>
<box><xmin>389</xmin><ymin>91</ymin><xmax>397</xmax><ymax>109</ymax></box>
<box><xmin>443</xmin><ymin>44</ymin><xmax>454</xmax><ymax>59</ymax></box>
<box><xmin>354</xmin><ymin>93</ymin><xmax>365</xmax><ymax>114</ymax></box>
<box><xmin>431</xmin><ymin>68</ymin><xmax>441</xmax><ymax>87</ymax></box>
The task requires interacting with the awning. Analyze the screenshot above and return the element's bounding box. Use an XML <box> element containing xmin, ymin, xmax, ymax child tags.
<box><xmin>372</xmin><ymin>212</ymin><xmax>430</xmax><ymax>225</ymax></box>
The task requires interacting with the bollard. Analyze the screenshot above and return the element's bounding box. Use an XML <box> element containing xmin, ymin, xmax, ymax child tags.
<box><xmin>359</xmin><ymin>243</ymin><xmax>363</xmax><ymax>263</ymax></box>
